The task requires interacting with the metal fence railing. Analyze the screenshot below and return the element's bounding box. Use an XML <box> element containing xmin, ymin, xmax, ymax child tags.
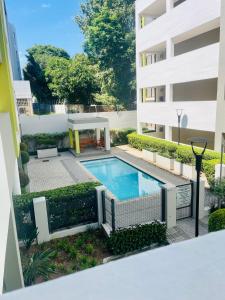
<box><xmin>176</xmin><ymin>183</ymin><xmax>193</xmax><ymax>220</ymax></box>
<box><xmin>104</xmin><ymin>190</ymin><xmax>162</xmax><ymax>231</ymax></box>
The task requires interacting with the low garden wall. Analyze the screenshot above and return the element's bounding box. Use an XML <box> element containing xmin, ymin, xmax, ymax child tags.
<box><xmin>22</xmin><ymin>128</ymin><xmax>135</xmax><ymax>155</ymax></box>
<box><xmin>128</xmin><ymin>132</ymin><xmax>224</xmax><ymax>183</ymax></box>
<box><xmin>13</xmin><ymin>182</ymin><xmax>100</xmax><ymax>240</ymax></box>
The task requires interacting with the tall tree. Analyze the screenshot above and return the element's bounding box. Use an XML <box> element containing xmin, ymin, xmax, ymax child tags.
<box><xmin>23</xmin><ymin>45</ymin><xmax>70</xmax><ymax>103</ymax></box>
<box><xmin>45</xmin><ymin>54</ymin><xmax>100</xmax><ymax>105</ymax></box>
<box><xmin>76</xmin><ymin>0</ymin><xmax>136</xmax><ymax>106</ymax></box>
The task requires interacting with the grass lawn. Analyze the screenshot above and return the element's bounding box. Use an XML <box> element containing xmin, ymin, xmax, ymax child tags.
<box><xmin>21</xmin><ymin>229</ymin><xmax>111</xmax><ymax>286</ymax></box>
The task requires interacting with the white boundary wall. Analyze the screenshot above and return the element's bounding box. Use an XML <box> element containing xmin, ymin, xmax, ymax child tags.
<box><xmin>20</xmin><ymin>111</ymin><xmax>137</xmax><ymax>135</ymax></box>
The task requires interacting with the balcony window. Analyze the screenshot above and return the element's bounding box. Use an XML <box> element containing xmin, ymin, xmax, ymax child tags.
<box><xmin>174</xmin><ymin>28</ymin><xmax>220</xmax><ymax>56</ymax></box>
<box><xmin>139</xmin><ymin>0</ymin><xmax>166</xmax><ymax>29</ymax></box>
<box><xmin>140</xmin><ymin>42</ymin><xmax>166</xmax><ymax>67</ymax></box>
<box><xmin>141</xmin><ymin>86</ymin><xmax>165</xmax><ymax>103</ymax></box>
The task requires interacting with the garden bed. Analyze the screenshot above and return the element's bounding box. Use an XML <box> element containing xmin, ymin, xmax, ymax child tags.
<box><xmin>21</xmin><ymin>229</ymin><xmax>111</xmax><ymax>286</ymax></box>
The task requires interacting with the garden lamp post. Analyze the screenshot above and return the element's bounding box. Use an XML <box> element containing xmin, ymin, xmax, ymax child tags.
<box><xmin>219</xmin><ymin>134</ymin><xmax>225</xmax><ymax>183</ymax></box>
<box><xmin>176</xmin><ymin>109</ymin><xmax>183</xmax><ymax>145</ymax></box>
<box><xmin>190</xmin><ymin>137</ymin><xmax>208</xmax><ymax>237</ymax></box>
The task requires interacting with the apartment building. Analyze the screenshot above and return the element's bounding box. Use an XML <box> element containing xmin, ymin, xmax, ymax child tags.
<box><xmin>7</xmin><ymin>22</ymin><xmax>22</xmax><ymax>81</ymax></box>
<box><xmin>136</xmin><ymin>0</ymin><xmax>225</xmax><ymax>151</ymax></box>
<box><xmin>0</xmin><ymin>0</ymin><xmax>24</xmax><ymax>293</ymax></box>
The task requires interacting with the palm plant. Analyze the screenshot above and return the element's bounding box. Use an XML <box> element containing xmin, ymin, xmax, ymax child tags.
<box><xmin>23</xmin><ymin>249</ymin><xmax>56</xmax><ymax>286</ymax></box>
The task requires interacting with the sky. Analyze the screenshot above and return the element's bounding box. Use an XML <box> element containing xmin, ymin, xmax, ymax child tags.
<box><xmin>5</xmin><ymin>0</ymin><xmax>85</xmax><ymax>67</ymax></box>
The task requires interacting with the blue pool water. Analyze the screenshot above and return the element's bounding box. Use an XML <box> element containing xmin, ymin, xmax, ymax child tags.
<box><xmin>82</xmin><ymin>157</ymin><xmax>164</xmax><ymax>201</ymax></box>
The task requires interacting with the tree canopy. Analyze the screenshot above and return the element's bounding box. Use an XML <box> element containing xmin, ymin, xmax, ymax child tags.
<box><xmin>45</xmin><ymin>54</ymin><xmax>100</xmax><ymax>105</ymax></box>
<box><xmin>23</xmin><ymin>45</ymin><xmax>70</xmax><ymax>103</ymax></box>
<box><xmin>76</xmin><ymin>0</ymin><xmax>136</xmax><ymax>106</ymax></box>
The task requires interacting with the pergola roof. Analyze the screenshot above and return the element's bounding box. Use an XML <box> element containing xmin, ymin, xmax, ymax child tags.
<box><xmin>68</xmin><ymin>117</ymin><xmax>109</xmax><ymax>130</ymax></box>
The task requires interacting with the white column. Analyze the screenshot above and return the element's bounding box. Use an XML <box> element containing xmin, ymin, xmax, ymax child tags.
<box><xmin>215</xmin><ymin>164</ymin><xmax>225</xmax><ymax>180</ymax></box>
<box><xmin>192</xmin><ymin>180</ymin><xmax>206</xmax><ymax>220</ymax></box>
<box><xmin>104</xmin><ymin>127</ymin><xmax>111</xmax><ymax>151</ymax></box>
<box><xmin>13</xmin><ymin>160</ymin><xmax>21</xmax><ymax>195</ymax></box>
<box><xmin>215</xmin><ymin>0</ymin><xmax>225</xmax><ymax>151</ymax></box>
<box><xmin>166</xmin><ymin>39</ymin><xmax>174</xmax><ymax>59</ymax></box>
<box><xmin>95</xmin><ymin>186</ymin><xmax>107</xmax><ymax>226</ymax></box>
<box><xmin>96</xmin><ymin>128</ymin><xmax>101</xmax><ymax>142</ymax></box>
<box><xmin>166</xmin><ymin>0</ymin><xmax>174</xmax><ymax>12</ymax></box>
<box><xmin>163</xmin><ymin>183</ymin><xmax>177</xmax><ymax>229</ymax></box>
<box><xmin>33</xmin><ymin>197</ymin><xmax>50</xmax><ymax>244</ymax></box>
<box><xmin>165</xmin><ymin>126</ymin><xmax>172</xmax><ymax>141</ymax></box>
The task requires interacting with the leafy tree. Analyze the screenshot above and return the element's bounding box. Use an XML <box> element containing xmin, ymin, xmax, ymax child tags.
<box><xmin>23</xmin><ymin>45</ymin><xmax>70</xmax><ymax>103</ymax></box>
<box><xmin>76</xmin><ymin>0</ymin><xmax>136</xmax><ymax>106</ymax></box>
<box><xmin>45</xmin><ymin>54</ymin><xmax>100</xmax><ymax>105</ymax></box>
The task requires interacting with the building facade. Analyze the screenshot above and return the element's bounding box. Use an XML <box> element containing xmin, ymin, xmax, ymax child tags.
<box><xmin>136</xmin><ymin>0</ymin><xmax>225</xmax><ymax>150</ymax></box>
<box><xmin>0</xmin><ymin>0</ymin><xmax>24</xmax><ymax>293</ymax></box>
<box><xmin>14</xmin><ymin>80</ymin><xmax>33</xmax><ymax>116</ymax></box>
<box><xmin>7</xmin><ymin>22</ymin><xmax>22</xmax><ymax>80</ymax></box>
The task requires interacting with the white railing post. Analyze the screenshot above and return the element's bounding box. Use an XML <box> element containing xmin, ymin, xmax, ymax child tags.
<box><xmin>95</xmin><ymin>186</ymin><xmax>107</xmax><ymax>226</ymax></box>
<box><xmin>162</xmin><ymin>183</ymin><xmax>177</xmax><ymax>228</ymax></box>
<box><xmin>33</xmin><ymin>197</ymin><xmax>50</xmax><ymax>244</ymax></box>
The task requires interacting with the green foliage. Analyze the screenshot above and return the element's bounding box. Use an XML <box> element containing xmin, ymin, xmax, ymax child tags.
<box><xmin>19</xmin><ymin>169</ymin><xmax>29</xmax><ymax>188</ymax></box>
<box><xmin>76</xmin><ymin>0</ymin><xmax>136</xmax><ymax>106</ymax></box>
<box><xmin>209</xmin><ymin>178</ymin><xmax>225</xmax><ymax>208</ymax></box>
<box><xmin>23</xmin><ymin>249</ymin><xmax>56</xmax><ymax>286</ymax></box>
<box><xmin>23</xmin><ymin>45</ymin><xmax>70</xmax><ymax>103</ymax></box>
<box><xmin>23</xmin><ymin>227</ymin><xmax>39</xmax><ymax>250</ymax></box>
<box><xmin>208</xmin><ymin>209</ymin><xmax>225</xmax><ymax>232</ymax></box>
<box><xmin>85</xmin><ymin>244</ymin><xmax>94</xmax><ymax>255</ymax></box>
<box><xmin>128</xmin><ymin>132</ymin><xmax>222</xmax><ymax>183</ymax></box>
<box><xmin>21</xmin><ymin>151</ymin><xmax>30</xmax><ymax>165</ymax></box>
<box><xmin>45</xmin><ymin>54</ymin><xmax>100</xmax><ymax>105</ymax></box>
<box><xmin>13</xmin><ymin>182</ymin><xmax>100</xmax><ymax>239</ymax></box>
<box><xmin>110</xmin><ymin>128</ymin><xmax>135</xmax><ymax>146</ymax></box>
<box><xmin>22</xmin><ymin>132</ymin><xmax>68</xmax><ymax>153</ymax></box>
<box><xmin>108</xmin><ymin>221</ymin><xmax>167</xmax><ymax>255</ymax></box>
<box><xmin>20</xmin><ymin>142</ymin><xmax>28</xmax><ymax>152</ymax></box>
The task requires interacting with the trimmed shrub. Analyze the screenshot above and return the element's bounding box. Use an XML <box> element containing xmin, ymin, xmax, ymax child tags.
<box><xmin>20</xmin><ymin>142</ymin><xmax>28</xmax><ymax>152</ymax></box>
<box><xmin>22</xmin><ymin>132</ymin><xmax>69</xmax><ymax>154</ymax></box>
<box><xmin>19</xmin><ymin>169</ymin><xmax>29</xmax><ymax>188</ymax></box>
<box><xmin>13</xmin><ymin>182</ymin><xmax>100</xmax><ymax>239</ymax></box>
<box><xmin>21</xmin><ymin>151</ymin><xmax>30</xmax><ymax>165</ymax></box>
<box><xmin>110</xmin><ymin>128</ymin><xmax>135</xmax><ymax>146</ymax></box>
<box><xmin>107</xmin><ymin>221</ymin><xmax>167</xmax><ymax>255</ymax></box>
<box><xmin>128</xmin><ymin>133</ymin><xmax>222</xmax><ymax>184</ymax></box>
<box><xmin>208</xmin><ymin>209</ymin><xmax>225</xmax><ymax>232</ymax></box>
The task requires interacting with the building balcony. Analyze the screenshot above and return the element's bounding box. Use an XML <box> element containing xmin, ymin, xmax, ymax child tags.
<box><xmin>137</xmin><ymin>43</ymin><xmax>219</xmax><ymax>87</ymax></box>
<box><xmin>136</xmin><ymin>0</ymin><xmax>220</xmax><ymax>52</ymax></box>
<box><xmin>137</xmin><ymin>100</ymin><xmax>216</xmax><ymax>132</ymax></box>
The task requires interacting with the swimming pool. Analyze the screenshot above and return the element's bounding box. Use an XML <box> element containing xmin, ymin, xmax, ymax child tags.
<box><xmin>82</xmin><ymin>157</ymin><xmax>164</xmax><ymax>201</ymax></box>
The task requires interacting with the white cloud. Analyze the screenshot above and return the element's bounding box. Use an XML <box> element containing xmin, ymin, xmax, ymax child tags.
<box><xmin>41</xmin><ymin>3</ymin><xmax>51</xmax><ymax>9</ymax></box>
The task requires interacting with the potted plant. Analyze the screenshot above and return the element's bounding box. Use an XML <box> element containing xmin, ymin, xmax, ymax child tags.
<box><xmin>142</xmin><ymin>148</ymin><xmax>157</xmax><ymax>163</ymax></box>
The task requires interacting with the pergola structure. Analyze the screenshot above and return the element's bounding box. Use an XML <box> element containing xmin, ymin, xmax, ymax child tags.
<box><xmin>68</xmin><ymin>117</ymin><xmax>110</xmax><ymax>155</ymax></box>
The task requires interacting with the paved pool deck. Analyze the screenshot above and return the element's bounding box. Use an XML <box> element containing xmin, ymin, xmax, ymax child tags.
<box><xmin>28</xmin><ymin>147</ymin><xmax>188</xmax><ymax>193</ymax></box>
<box><xmin>27</xmin><ymin>147</ymin><xmax>208</xmax><ymax>244</ymax></box>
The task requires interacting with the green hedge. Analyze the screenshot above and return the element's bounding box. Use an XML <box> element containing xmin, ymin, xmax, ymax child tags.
<box><xmin>128</xmin><ymin>133</ymin><xmax>221</xmax><ymax>182</ymax></box>
<box><xmin>13</xmin><ymin>182</ymin><xmax>100</xmax><ymax>239</ymax></box>
<box><xmin>110</xmin><ymin>128</ymin><xmax>135</xmax><ymax>146</ymax></box>
<box><xmin>21</xmin><ymin>151</ymin><xmax>30</xmax><ymax>165</ymax></box>
<box><xmin>107</xmin><ymin>221</ymin><xmax>167</xmax><ymax>255</ymax></box>
<box><xmin>22</xmin><ymin>132</ymin><xmax>69</xmax><ymax>154</ymax></box>
<box><xmin>208</xmin><ymin>209</ymin><xmax>225</xmax><ymax>232</ymax></box>
<box><xmin>19</xmin><ymin>169</ymin><xmax>30</xmax><ymax>188</ymax></box>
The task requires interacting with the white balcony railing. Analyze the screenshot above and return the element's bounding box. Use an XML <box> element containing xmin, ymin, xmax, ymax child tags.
<box><xmin>136</xmin><ymin>0</ymin><xmax>220</xmax><ymax>52</ymax></box>
<box><xmin>137</xmin><ymin>43</ymin><xmax>219</xmax><ymax>87</ymax></box>
<box><xmin>137</xmin><ymin>100</ymin><xmax>217</xmax><ymax>132</ymax></box>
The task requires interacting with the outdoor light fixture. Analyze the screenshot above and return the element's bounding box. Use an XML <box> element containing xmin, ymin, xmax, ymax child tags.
<box><xmin>190</xmin><ymin>137</ymin><xmax>208</xmax><ymax>237</ymax></box>
<box><xmin>176</xmin><ymin>109</ymin><xmax>183</xmax><ymax>145</ymax></box>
